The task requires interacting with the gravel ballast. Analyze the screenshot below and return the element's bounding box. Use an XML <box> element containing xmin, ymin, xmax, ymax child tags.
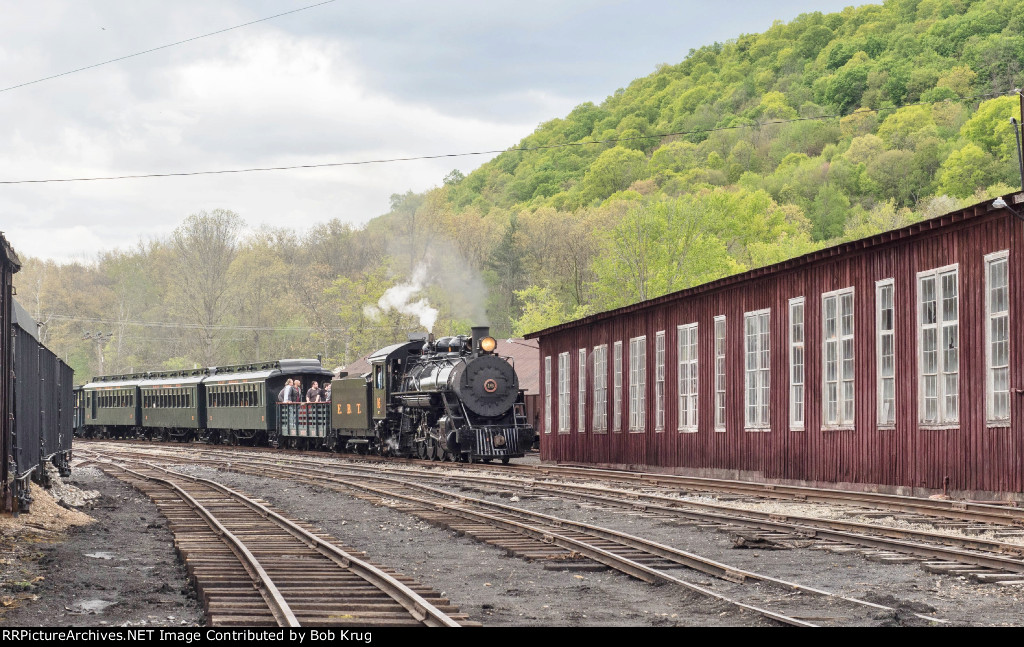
<box><xmin>3</xmin><ymin>448</ymin><xmax>1023</xmax><ymax>627</ymax></box>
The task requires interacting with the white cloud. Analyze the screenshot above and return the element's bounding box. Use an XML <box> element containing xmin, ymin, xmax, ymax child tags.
<box><xmin>0</xmin><ymin>0</ymin><xmax>855</xmax><ymax>262</ymax></box>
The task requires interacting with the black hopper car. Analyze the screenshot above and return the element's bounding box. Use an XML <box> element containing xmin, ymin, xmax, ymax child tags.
<box><xmin>1</xmin><ymin>230</ymin><xmax>76</xmax><ymax>513</ymax></box>
<box><xmin>79</xmin><ymin>326</ymin><xmax>535</xmax><ymax>464</ymax></box>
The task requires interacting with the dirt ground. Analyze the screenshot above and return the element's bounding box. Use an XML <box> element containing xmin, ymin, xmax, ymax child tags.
<box><xmin>2</xmin><ymin>451</ymin><xmax>1022</xmax><ymax>627</ymax></box>
<box><xmin>0</xmin><ymin>465</ymin><xmax>202</xmax><ymax>627</ymax></box>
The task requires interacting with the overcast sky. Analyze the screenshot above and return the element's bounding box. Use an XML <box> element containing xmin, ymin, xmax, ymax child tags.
<box><xmin>0</xmin><ymin>0</ymin><xmax>858</xmax><ymax>262</ymax></box>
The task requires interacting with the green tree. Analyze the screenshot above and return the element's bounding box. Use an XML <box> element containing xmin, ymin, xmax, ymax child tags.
<box><xmin>169</xmin><ymin>209</ymin><xmax>244</xmax><ymax>366</ymax></box>
<box><xmin>581</xmin><ymin>147</ymin><xmax>648</xmax><ymax>203</ymax></box>
<box><xmin>485</xmin><ymin>213</ymin><xmax>528</xmax><ymax>335</ymax></box>
<box><xmin>809</xmin><ymin>184</ymin><xmax>852</xmax><ymax>240</ymax></box>
<box><xmin>511</xmin><ymin>285</ymin><xmax>590</xmax><ymax>337</ymax></box>
<box><xmin>937</xmin><ymin>143</ymin><xmax>999</xmax><ymax>197</ymax></box>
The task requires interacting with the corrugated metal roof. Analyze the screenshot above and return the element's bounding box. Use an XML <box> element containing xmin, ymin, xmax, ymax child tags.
<box><xmin>525</xmin><ymin>193</ymin><xmax>1024</xmax><ymax>338</ymax></box>
<box><xmin>497</xmin><ymin>338</ymin><xmax>539</xmax><ymax>394</ymax></box>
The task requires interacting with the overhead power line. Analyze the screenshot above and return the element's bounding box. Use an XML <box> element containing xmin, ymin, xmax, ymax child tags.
<box><xmin>0</xmin><ymin>89</ymin><xmax>1014</xmax><ymax>186</ymax></box>
<box><xmin>0</xmin><ymin>0</ymin><xmax>338</xmax><ymax>94</ymax></box>
<box><xmin>44</xmin><ymin>313</ymin><xmax>394</xmax><ymax>334</ymax></box>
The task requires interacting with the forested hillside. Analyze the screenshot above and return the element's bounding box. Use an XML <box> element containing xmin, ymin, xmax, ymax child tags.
<box><xmin>18</xmin><ymin>0</ymin><xmax>1024</xmax><ymax>380</ymax></box>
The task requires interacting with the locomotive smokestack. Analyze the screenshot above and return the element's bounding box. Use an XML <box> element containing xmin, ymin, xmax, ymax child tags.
<box><xmin>471</xmin><ymin>326</ymin><xmax>490</xmax><ymax>355</ymax></box>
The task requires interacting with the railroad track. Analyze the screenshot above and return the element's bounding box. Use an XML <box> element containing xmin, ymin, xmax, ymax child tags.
<box><xmin>86</xmin><ymin>451</ymin><xmax>465</xmax><ymax>628</ymax></box>
<box><xmin>83</xmin><ymin>443</ymin><xmax>1024</xmax><ymax>584</ymax></box>
<box><xmin>78</xmin><ymin>438</ymin><xmax>1024</xmax><ymax>528</ymax></box>
<box><xmin>86</xmin><ymin>444</ymin><xmax>951</xmax><ymax>627</ymax></box>
<box><xmin>80</xmin><ymin>443</ymin><xmax>1024</xmax><ymax>577</ymax></box>
<box><xmin>116</xmin><ymin>445</ymin><xmax>1024</xmax><ymax>575</ymax></box>
<box><xmin>512</xmin><ymin>463</ymin><xmax>1024</xmax><ymax>525</ymax></box>
<box><xmin>306</xmin><ymin>459</ymin><xmax>1024</xmax><ymax>569</ymax></box>
<box><xmin>331</xmin><ymin>449</ymin><xmax>1024</xmax><ymax>528</ymax></box>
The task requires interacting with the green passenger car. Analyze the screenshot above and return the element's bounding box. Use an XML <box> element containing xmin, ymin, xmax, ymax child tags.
<box><xmin>81</xmin><ymin>374</ymin><xmax>145</xmax><ymax>438</ymax></box>
<box><xmin>139</xmin><ymin>369</ymin><xmax>208</xmax><ymax>441</ymax></box>
<box><xmin>206</xmin><ymin>359</ymin><xmax>334</xmax><ymax>446</ymax></box>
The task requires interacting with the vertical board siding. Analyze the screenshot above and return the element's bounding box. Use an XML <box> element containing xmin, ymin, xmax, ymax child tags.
<box><xmin>538</xmin><ymin>206</ymin><xmax>1024</xmax><ymax>495</ymax></box>
<box><xmin>0</xmin><ymin>235</ymin><xmax>15</xmax><ymax>510</ymax></box>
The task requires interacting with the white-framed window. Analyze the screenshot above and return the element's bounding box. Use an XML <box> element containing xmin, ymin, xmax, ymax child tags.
<box><xmin>788</xmin><ymin>297</ymin><xmax>805</xmax><ymax>430</ymax></box>
<box><xmin>629</xmin><ymin>336</ymin><xmax>647</xmax><ymax>432</ymax></box>
<box><xmin>655</xmin><ymin>331</ymin><xmax>666</xmax><ymax>431</ymax></box>
<box><xmin>558</xmin><ymin>352</ymin><xmax>570</xmax><ymax>433</ymax></box>
<box><xmin>578</xmin><ymin>349</ymin><xmax>586</xmax><ymax>433</ymax></box>
<box><xmin>678</xmin><ymin>323</ymin><xmax>698</xmax><ymax>432</ymax></box>
<box><xmin>593</xmin><ymin>345</ymin><xmax>608</xmax><ymax>432</ymax></box>
<box><xmin>823</xmin><ymin>287</ymin><xmax>855</xmax><ymax>428</ymax></box>
<box><xmin>744</xmin><ymin>309</ymin><xmax>770</xmax><ymax>430</ymax></box>
<box><xmin>918</xmin><ymin>265</ymin><xmax>959</xmax><ymax>426</ymax></box>
<box><xmin>986</xmin><ymin>251</ymin><xmax>1010</xmax><ymax>424</ymax></box>
<box><xmin>544</xmin><ymin>356</ymin><xmax>552</xmax><ymax>434</ymax></box>
<box><xmin>613</xmin><ymin>341</ymin><xmax>623</xmax><ymax>432</ymax></box>
<box><xmin>714</xmin><ymin>316</ymin><xmax>726</xmax><ymax>431</ymax></box>
<box><xmin>876</xmin><ymin>280</ymin><xmax>896</xmax><ymax>427</ymax></box>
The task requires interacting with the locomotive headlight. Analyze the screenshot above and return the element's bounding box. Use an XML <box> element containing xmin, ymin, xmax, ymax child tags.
<box><xmin>480</xmin><ymin>336</ymin><xmax>497</xmax><ymax>353</ymax></box>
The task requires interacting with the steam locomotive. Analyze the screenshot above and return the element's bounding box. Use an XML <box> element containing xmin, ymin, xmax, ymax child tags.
<box><xmin>78</xmin><ymin>326</ymin><xmax>534</xmax><ymax>464</ymax></box>
<box><xmin>336</xmin><ymin>326</ymin><xmax>534</xmax><ymax>463</ymax></box>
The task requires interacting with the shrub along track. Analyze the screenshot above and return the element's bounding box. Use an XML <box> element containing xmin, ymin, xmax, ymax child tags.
<box><xmin>85</xmin><ymin>452</ymin><xmax>464</xmax><ymax>628</ymax></box>
<box><xmin>84</xmin><ymin>444</ymin><xmax>953</xmax><ymax>627</ymax></box>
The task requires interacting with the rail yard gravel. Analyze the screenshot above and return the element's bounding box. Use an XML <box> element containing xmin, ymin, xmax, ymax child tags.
<box><xmin>169</xmin><ymin>464</ymin><xmax>769</xmax><ymax>627</ymax></box>
<box><xmin>0</xmin><ymin>464</ymin><xmax>202</xmax><ymax>627</ymax></box>
<box><xmin>5</xmin><ymin>451</ymin><xmax>1024</xmax><ymax>627</ymax></box>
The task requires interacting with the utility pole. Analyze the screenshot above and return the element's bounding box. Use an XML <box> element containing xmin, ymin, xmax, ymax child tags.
<box><xmin>82</xmin><ymin>331</ymin><xmax>113</xmax><ymax>375</ymax></box>
<box><xmin>1011</xmin><ymin>117</ymin><xmax>1023</xmax><ymax>192</ymax></box>
<box><xmin>1018</xmin><ymin>89</ymin><xmax>1024</xmax><ymax>191</ymax></box>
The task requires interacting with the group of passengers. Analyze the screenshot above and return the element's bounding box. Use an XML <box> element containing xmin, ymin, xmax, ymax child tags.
<box><xmin>277</xmin><ymin>378</ymin><xmax>331</xmax><ymax>404</ymax></box>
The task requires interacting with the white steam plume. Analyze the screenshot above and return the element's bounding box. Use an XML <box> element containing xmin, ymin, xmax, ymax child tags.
<box><xmin>364</xmin><ymin>264</ymin><xmax>439</xmax><ymax>331</ymax></box>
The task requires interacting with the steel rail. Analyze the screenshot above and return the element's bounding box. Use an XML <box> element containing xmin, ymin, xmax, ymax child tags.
<box><xmin>309</xmin><ymin>462</ymin><xmax>1024</xmax><ymax>574</ymax></box>
<box><xmin>151</xmin><ymin>452</ymin><xmax>950</xmax><ymax>626</ymax></box>
<box><xmin>84</xmin><ymin>447</ymin><xmax>814</xmax><ymax>627</ymax></box>
<box><xmin>302</xmin><ymin>459</ymin><xmax>1024</xmax><ymax>560</ymax></box>
<box><xmin>161</xmin><ymin>447</ymin><xmax>1024</xmax><ymax>565</ymax></box>
<box><xmin>501</xmin><ymin>463</ymin><xmax>1024</xmax><ymax>526</ymax></box>
<box><xmin>90</xmin><ymin>451</ymin><xmax>460</xmax><ymax>628</ymax></box>
<box><xmin>92</xmin><ymin>445</ymin><xmax>1024</xmax><ymax>574</ymax></box>
<box><xmin>96</xmin><ymin>458</ymin><xmax>300</xmax><ymax>627</ymax></box>
<box><xmin>286</xmin><ymin>469</ymin><xmax>817</xmax><ymax>626</ymax></box>
<box><xmin>245</xmin><ymin>462</ymin><xmax>952</xmax><ymax>624</ymax></box>
<box><xmin>76</xmin><ymin>439</ymin><xmax>1024</xmax><ymax>527</ymax></box>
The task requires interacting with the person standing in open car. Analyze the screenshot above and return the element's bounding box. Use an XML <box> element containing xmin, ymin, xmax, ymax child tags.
<box><xmin>278</xmin><ymin>379</ymin><xmax>293</xmax><ymax>403</ymax></box>
<box><xmin>306</xmin><ymin>381</ymin><xmax>320</xmax><ymax>403</ymax></box>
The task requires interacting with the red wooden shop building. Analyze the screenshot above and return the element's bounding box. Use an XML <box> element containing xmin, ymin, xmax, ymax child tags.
<box><xmin>526</xmin><ymin>194</ymin><xmax>1024</xmax><ymax>499</ymax></box>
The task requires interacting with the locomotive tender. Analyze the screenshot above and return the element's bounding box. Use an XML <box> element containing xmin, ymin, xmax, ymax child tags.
<box><xmin>78</xmin><ymin>326</ymin><xmax>534</xmax><ymax>464</ymax></box>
